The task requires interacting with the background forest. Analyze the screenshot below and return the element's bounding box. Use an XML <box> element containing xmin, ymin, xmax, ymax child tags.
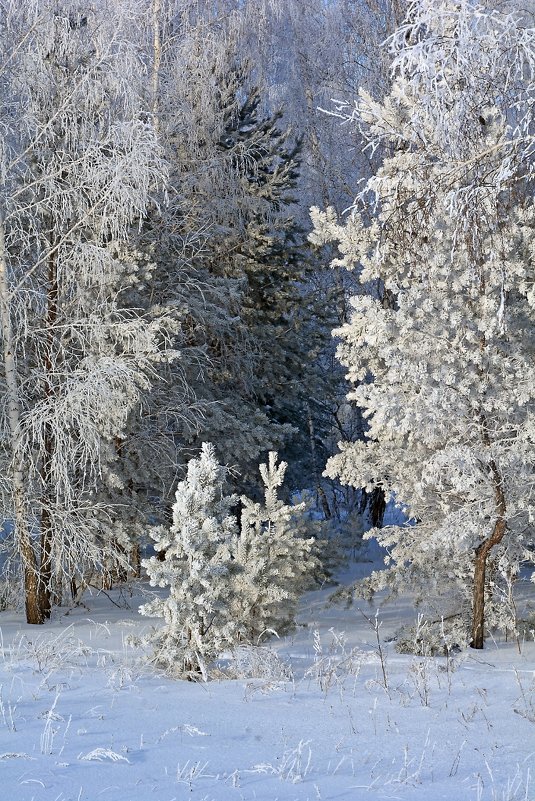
<box><xmin>0</xmin><ymin>0</ymin><xmax>533</xmax><ymax>673</ymax></box>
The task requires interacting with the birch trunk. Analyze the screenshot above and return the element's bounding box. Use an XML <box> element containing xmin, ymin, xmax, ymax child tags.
<box><xmin>38</xmin><ymin>244</ymin><xmax>59</xmax><ymax>619</ymax></box>
<box><xmin>152</xmin><ymin>0</ymin><xmax>162</xmax><ymax>133</ymax></box>
<box><xmin>0</xmin><ymin>212</ymin><xmax>43</xmax><ymax>624</ymax></box>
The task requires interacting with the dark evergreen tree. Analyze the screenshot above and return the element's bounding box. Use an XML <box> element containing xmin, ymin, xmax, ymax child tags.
<box><xmin>202</xmin><ymin>76</ymin><xmax>336</xmax><ymax>496</ymax></box>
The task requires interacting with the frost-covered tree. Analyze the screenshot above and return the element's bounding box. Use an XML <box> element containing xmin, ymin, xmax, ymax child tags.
<box><xmin>231</xmin><ymin>452</ymin><xmax>318</xmax><ymax>641</ymax></box>
<box><xmin>210</xmin><ymin>80</ymin><xmax>335</xmax><ymax>487</ymax></box>
<box><xmin>140</xmin><ymin>443</ymin><xmax>239</xmax><ymax>679</ymax></box>
<box><xmin>311</xmin><ymin>0</ymin><xmax>535</xmax><ymax>648</ymax></box>
<box><xmin>240</xmin><ymin>0</ymin><xmax>408</xmax><ymax>514</ymax></box>
<box><xmin>141</xmin><ymin>447</ymin><xmax>320</xmax><ymax>675</ymax></box>
<box><xmin>144</xmin><ymin>0</ymin><xmax>400</xmax><ymax>509</ymax></box>
<box><xmin>147</xmin><ymin>6</ymin><xmax>321</xmax><ymax>488</ymax></box>
<box><xmin>140</xmin><ymin>8</ymin><xmax>283</xmax><ymax>483</ymax></box>
<box><xmin>0</xmin><ymin>0</ymin><xmax>169</xmax><ymax>622</ymax></box>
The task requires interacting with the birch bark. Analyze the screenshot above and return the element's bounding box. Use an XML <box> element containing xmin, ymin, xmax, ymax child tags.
<box><xmin>0</xmin><ymin>213</ymin><xmax>42</xmax><ymax>623</ymax></box>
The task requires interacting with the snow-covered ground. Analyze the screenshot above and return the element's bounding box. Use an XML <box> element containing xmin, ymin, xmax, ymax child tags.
<box><xmin>0</xmin><ymin>562</ymin><xmax>533</xmax><ymax>801</ymax></box>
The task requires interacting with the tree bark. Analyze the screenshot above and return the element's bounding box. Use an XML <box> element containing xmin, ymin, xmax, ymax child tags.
<box><xmin>152</xmin><ymin>0</ymin><xmax>162</xmax><ymax>133</ymax></box>
<box><xmin>0</xmin><ymin>213</ymin><xmax>43</xmax><ymax>623</ymax></box>
<box><xmin>470</xmin><ymin>459</ymin><xmax>507</xmax><ymax>649</ymax></box>
<box><xmin>39</xmin><ymin>244</ymin><xmax>59</xmax><ymax>619</ymax></box>
<box><xmin>306</xmin><ymin>400</ymin><xmax>331</xmax><ymax>519</ymax></box>
<box><xmin>369</xmin><ymin>486</ymin><xmax>386</xmax><ymax>528</ymax></box>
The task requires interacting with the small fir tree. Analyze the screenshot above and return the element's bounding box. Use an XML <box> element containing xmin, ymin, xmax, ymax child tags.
<box><xmin>140</xmin><ymin>443</ymin><xmax>238</xmax><ymax>679</ymax></box>
<box><xmin>231</xmin><ymin>452</ymin><xmax>318</xmax><ymax>641</ymax></box>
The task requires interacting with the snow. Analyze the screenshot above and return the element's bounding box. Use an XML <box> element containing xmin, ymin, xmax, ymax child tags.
<box><xmin>0</xmin><ymin>562</ymin><xmax>533</xmax><ymax>801</ymax></box>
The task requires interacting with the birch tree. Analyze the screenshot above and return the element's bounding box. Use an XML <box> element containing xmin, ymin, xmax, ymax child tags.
<box><xmin>312</xmin><ymin>0</ymin><xmax>535</xmax><ymax>648</ymax></box>
<box><xmin>0</xmin><ymin>0</ymin><xmax>168</xmax><ymax>623</ymax></box>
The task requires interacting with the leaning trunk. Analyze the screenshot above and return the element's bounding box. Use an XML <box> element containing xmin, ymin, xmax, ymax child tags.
<box><xmin>470</xmin><ymin>459</ymin><xmax>507</xmax><ymax>649</ymax></box>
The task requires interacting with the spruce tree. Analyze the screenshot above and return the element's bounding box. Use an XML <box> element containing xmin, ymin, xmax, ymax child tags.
<box><xmin>140</xmin><ymin>443</ymin><xmax>239</xmax><ymax>679</ymax></box>
<box><xmin>200</xmin><ymin>76</ymin><xmax>334</xmax><ymax>492</ymax></box>
<box><xmin>231</xmin><ymin>452</ymin><xmax>318</xmax><ymax>641</ymax></box>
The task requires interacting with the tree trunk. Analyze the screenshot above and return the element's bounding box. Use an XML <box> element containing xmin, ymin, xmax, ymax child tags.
<box><xmin>471</xmin><ymin>544</ymin><xmax>488</xmax><ymax>649</ymax></box>
<box><xmin>152</xmin><ymin>0</ymin><xmax>162</xmax><ymax>133</ymax></box>
<box><xmin>23</xmin><ymin>564</ymin><xmax>43</xmax><ymax>624</ymax></box>
<box><xmin>369</xmin><ymin>486</ymin><xmax>386</xmax><ymax>528</ymax></box>
<box><xmin>131</xmin><ymin>542</ymin><xmax>141</xmax><ymax>578</ymax></box>
<box><xmin>39</xmin><ymin>244</ymin><xmax>59</xmax><ymax>619</ymax></box>
<box><xmin>306</xmin><ymin>400</ymin><xmax>331</xmax><ymax>519</ymax></box>
<box><xmin>38</xmin><ymin>505</ymin><xmax>52</xmax><ymax>619</ymax></box>
<box><xmin>0</xmin><ymin>213</ymin><xmax>43</xmax><ymax>623</ymax></box>
<box><xmin>470</xmin><ymin>459</ymin><xmax>507</xmax><ymax>649</ymax></box>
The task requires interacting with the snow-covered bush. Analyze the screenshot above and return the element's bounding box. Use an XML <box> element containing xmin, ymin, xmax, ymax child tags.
<box><xmin>0</xmin><ymin>576</ymin><xmax>22</xmax><ymax>612</ymax></box>
<box><xmin>227</xmin><ymin>645</ymin><xmax>293</xmax><ymax>681</ymax></box>
<box><xmin>288</xmin><ymin>490</ymin><xmax>336</xmax><ymax>583</ymax></box>
<box><xmin>140</xmin><ymin>443</ymin><xmax>239</xmax><ymax>679</ymax></box>
<box><xmin>335</xmin><ymin>509</ymin><xmax>368</xmax><ymax>561</ymax></box>
<box><xmin>394</xmin><ymin>618</ymin><xmax>468</xmax><ymax>657</ymax></box>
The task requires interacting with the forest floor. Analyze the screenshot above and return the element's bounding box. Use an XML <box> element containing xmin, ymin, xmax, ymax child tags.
<box><xmin>0</xmin><ymin>556</ymin><xmax>534</xmax><ymax>801</ymax></box>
